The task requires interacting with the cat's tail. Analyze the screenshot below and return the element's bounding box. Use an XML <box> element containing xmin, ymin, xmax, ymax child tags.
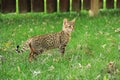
<box><xmin>16</xmin><ymin>45</ymin><xmax>26</xmax><ymax>54</ymax></box>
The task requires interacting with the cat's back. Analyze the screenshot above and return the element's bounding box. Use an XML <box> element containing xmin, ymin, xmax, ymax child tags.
<box><xmin>31</xmin><ymin>32</ymin><xmax>60</xmax><ymax>41</ymax></box>
<box><xmin>30</xmin><ymin>32</ymin><xmax>61</xmax><ymax>49</ymax></box>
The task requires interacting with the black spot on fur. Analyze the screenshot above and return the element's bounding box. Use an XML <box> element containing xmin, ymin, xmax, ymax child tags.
<box><xmin>17</xmin><ymin>45</ymin><xmax>19</xmax><ymax>48</ymax></box>
<box><xmin>16</xmin><ymin>45</ymin><xmax>20</xmax><ymax>53</ymax></box>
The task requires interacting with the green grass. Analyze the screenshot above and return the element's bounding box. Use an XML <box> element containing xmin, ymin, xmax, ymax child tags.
<box><xmin>0</xmin><ymin>11</ymin><xmax>120</xmax><ymax>80</ymax></box>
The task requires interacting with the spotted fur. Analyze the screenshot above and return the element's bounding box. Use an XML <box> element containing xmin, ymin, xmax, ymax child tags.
<box><xmin>16</xmin><ymin>18</ymin><xmax>75</xmax><ymax>62</ymax></box>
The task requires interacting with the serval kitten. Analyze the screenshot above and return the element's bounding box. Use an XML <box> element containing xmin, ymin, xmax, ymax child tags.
<box><xmin>16</xmin><ymin>18</ymin><xmax>75</xmax><ymax>62</ymax></box>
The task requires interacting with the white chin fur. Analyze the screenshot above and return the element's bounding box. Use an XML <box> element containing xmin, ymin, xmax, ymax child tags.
<box><xmin>68</xmin><ymin>29</ymin><xmax>73</xmax><ymax>32</ymax></box>
<box><xmin>64</xmin><ymin>29</ymin><xmax>72</xmax><ymax>33</ymax></box>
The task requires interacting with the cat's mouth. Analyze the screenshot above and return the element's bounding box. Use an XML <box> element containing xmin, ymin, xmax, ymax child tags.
<box><xmin>67</xmin><ymin>29</ymin><xmax>73</xmax><ymax>32</ymax></box>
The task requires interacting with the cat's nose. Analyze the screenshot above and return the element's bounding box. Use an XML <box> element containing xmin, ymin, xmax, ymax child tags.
<box><xmin>72</xmin><ymin>26</ymin><xmax>74</xmax><ymax>30</ymax></box>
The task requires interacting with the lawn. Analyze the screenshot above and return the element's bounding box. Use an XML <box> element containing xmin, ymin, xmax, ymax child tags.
<box><xmin>0</xmin><ymin>11</ymin><xmax>120</xmax><ymax>80</ymax></box>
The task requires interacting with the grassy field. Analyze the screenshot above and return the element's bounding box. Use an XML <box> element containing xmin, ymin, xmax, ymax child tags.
<box><xmin>0</xmin><ymin>11</ymin><xmax>120</xmax><ymax>80</ymax></box>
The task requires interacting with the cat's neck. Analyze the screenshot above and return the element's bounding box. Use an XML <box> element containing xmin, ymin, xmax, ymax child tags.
<box><xmin>61</xmin><ymin>30</ymin><xmax>71</xmax><ymax>36</ymax></box>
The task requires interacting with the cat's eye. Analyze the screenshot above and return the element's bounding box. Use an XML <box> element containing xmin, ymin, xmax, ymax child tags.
<box><xmin>68</xmin><ymin>25</ymin><xmax>71</xmax><ymax>27</ymax></box>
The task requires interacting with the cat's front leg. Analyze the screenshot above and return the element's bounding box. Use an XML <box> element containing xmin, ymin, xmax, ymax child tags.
<box><xmin>59</xmin><ymin>44</ymin><xmax>66</xmax><ymax>55</ymax></box>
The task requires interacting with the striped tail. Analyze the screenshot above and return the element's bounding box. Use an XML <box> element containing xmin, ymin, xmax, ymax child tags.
<box><xmin>16</xmin><ymin>45</ymin><xmax>26</xmax><ymax>54</ymax></box>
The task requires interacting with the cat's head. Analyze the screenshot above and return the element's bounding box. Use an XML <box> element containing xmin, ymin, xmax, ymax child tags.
<box><xmin>62</xmin><ymin>18</ymin><xmax>75</xmax><ymax>33</ymax></box>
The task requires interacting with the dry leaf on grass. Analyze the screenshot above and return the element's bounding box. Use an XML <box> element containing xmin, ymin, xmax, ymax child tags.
<box><xmin>48</xmin><ymin>65</ymin><xmax>55</xmax><ymax>71</ymax></box>
<box><xmin>86</xmin><ymin>63</ymin><xmax>91</xmax><ymax>69</ymax></box>
<box><xmin>104</xmin><ymin>61</ymin><xmax>119</xmax><ymax>75</ymax></box>
<box><xmin>115</xmin><ymin>28</ymin><xmax>120</xmax><ymax>33</ymax></box>
<box><xmin>32</xmin><ymin>70</ymin><xmax>41</xmax><ymax>77</ymax></box>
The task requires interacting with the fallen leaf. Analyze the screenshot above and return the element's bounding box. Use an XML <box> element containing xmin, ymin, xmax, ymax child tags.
<box><xmin>95</xmin><ymin>74</ymin><xmax>101</xmax><ymax>80</ymax></box>
<box><xmin>86</xmin><ymin>63</ymin><xmax>91</xmax><ymax>69</ymax></box>
<box><xmin>29</xmin><ymin>28</ymin><xmax>33</xmax><ymax>32</ymax></box>
<box><xmin>104</xmin><ymin>32</ymin><xmax>110</xmax><ymax>36</ymax></box>
<box><xmin>84</xmin><ymin>32</ymin><xmax>90</xmax><ymax>37</ymax></box>
<box><xmin>98</xmin><ymin>31</ymin><xmax>103</xmax><ymax>35</ymax></box>
<box><xmin>78</xmin><ymin>63</ymin><xmax>82</xmax><ymax>68</ymax></box>
<box><xmin>76</xmin><ymin>44</ymin><xmax>82</xmax><ymax>50</ymax></box>
<box><xmin>53</xmin><ymin>58</ymin><xmax>59</xmax><ymax>62</ymax></box>
<box><xmin>101</xmin><ymin>44</ymin><xmax>107</xmax><ymax>49</ymax></box>
<box><xmin>42</xmin><ymin>22</ymin><xmax>47</xmax><ymax>25</ymax></box>
<box><xmin>18</xmin><ymin>25</ymin><xmax>22</xmax><ymax>27</ymax></box>
<box><xmin>5</xmin><ymin>41</ymin><xmax>12</xmax><ymax>47</ymax></box>
<box><xmin>103</xmin><ymin>75</ymin><xmax>109</xmax><ymax>80</ymax></box>
<box><xmin>51</xmin><ymin>25</ymin><xmax>55</xmax><ymax>29</ymax></box>
<box><xmin>107</xmin><ymin>61</ymin><xmax>119</xmax><ymax>75</ymax></box>
<box><xmin>17</xmin><ymin>66</ymin><xmax>21</xmax><ymax>72</ymax></box>
<box><xmin>115</xmin><ymin>28</ymin><xmax>120</xmax><ymax>33</ymax></box>
<box><xmin>12</xmin><ymin>33</ymin><xmax>15</xmax><ymax>37</ymax></box>
<box><xmin>32</xmin><ymin>70</ymin><xmax>41</xmax><ymax>77</ymax></box>
<box><xmin>48</xmin><ymin>65</ymin><xmax>55</xmax><ymax>71</ymax></box>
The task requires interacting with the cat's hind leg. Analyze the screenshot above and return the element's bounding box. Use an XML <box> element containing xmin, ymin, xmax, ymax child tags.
<box><xmin>28</xmin><ymin>43</ymin><xmax>35</xmax><ymax>62</ymax></box>
<box><xmin>32</xmin><ymin>49</ymin><xmax>44</xmax><ymax>60</ymax></box>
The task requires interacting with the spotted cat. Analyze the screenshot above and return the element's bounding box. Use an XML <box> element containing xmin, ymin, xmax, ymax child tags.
<box><xmin>16</xmin><ymin>18</ymin><xmax>75</xmax><ymax>62</ymax></box>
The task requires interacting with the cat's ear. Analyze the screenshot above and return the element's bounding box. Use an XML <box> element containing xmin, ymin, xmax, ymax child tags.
<box><xmin>71</xmin><ymin>18</ymin><xmax>76</xmax><ymax>23</ymax></box>
<box><xmin>63</xmin><ymin>18</ymin><xmax>68</xmax><ymax>25</ymax></box>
